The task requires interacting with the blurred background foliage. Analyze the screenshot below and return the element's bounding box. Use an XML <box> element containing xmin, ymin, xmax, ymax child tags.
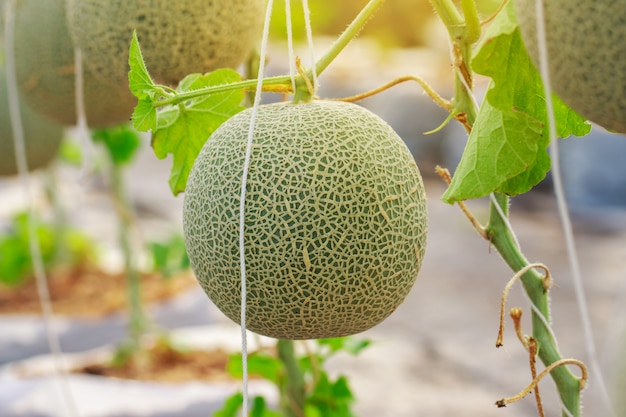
<box><xmin>269</xmin><ymin>0</ymin><xmax>502</xmax><ymax>47</ymax></box>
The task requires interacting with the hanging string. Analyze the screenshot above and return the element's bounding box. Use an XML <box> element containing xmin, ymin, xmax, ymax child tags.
<box><xmin>300</xmin><ymin>0</ymin><xmax>318</xmax><ymax>92</ymax></box>
<box><xmin>3</xmin><ymin>2</ymin><xmax>78</xmax><ymax>417</ymax></box>
<box><xmin>73</xmin><ymin>47</ymin><xmax>95</xmax><ymax>183</ymax></box>
<box><xmin>238</xmin><ymin>0</ymin><xmax>274</xmax><ymax>415</ymax></box>
<box><xmin>285</xmin><ymin>0</ymin><xmax>297</xmax><ymax>92</ymax></box>
<box><xmin>533</xmin><ymin>0</ymin><xmax>616</xmax><ymax>415</ymax></box>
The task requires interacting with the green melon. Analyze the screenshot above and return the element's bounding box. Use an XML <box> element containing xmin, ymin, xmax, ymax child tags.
<box><xmin>183</xmin><ymin>100</ymin><xmax>427</xmax><ymax>340</ymax></box>
<box><xmin>66</xmin><ymin>0</ymin><xmax>265</xmax><ymax>87</ymax></box>
<box><xmin>13</xmin><ymin>0</ymin><xmax>136</xmax><ymax>127</ymax></box>
<box><xmin>0</xmin><ymin>67</ymin><xmax>64</xmax><ymax>176</ymax></box>
<box><xmin>514</xmin><ymin>0</ymin><xmax>626</xmax><ymax>133</ymax></box>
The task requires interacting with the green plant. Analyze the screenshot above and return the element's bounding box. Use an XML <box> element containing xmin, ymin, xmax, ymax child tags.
<box><xmin>90</xmin><ymin>124</ymin><xmax>147</xmax><ymax>351</ymax></box>
<box><xmin>66</xmin><ymin>0</ymin><xmax>266</xmax><ymax>87</ymax></box>
<box><xmin>124</xmin><ymin>0</ymin><xmax>618</xmax><ymax>415</ymax></box>
<box><xmin>0</xmin><ymin>212</ymin><xmax>93</xmax><ymax>287</ymax></box>
<box><xmin>217</xmin><ymin>337</ymin><xmax>370</xmax><ymax>417</ymax></box>
<box><xmin>514</xmin><ymin>0</ymin><xmax>626</xmax><ymax>133</ymax></box>
<box><xmin>147</xmin><ymin>233</ymin><xmax>190</xmax><ymax>279</ymax></box>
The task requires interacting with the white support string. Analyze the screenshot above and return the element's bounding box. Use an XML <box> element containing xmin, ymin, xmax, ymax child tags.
<box><xmin>3</xmin><ymin>2</ymin><xmax>78</xmax><ymax>417</ymax></box>
<box><xmin>285</xmin><ymin>0</ymin><xmax>297</xmax><ymax>92</ymax></box>
<box><xmin>73</xmin><ymin>47</ymin><xmax>95</xmax><ymax>182</ymax></box>
<box><xmin>489</xmin><ymin>193</ymin><xmax>521</xmax><ymax>249</ymax></box>
<box><xmin>533</xmin><ymin>0</ymin><xmax>616</xmax><ymax>415</ymax></box>
<box><xmin>300</xmin><ymin>0</ymin><xmax>318</xmax><ymax>92</ymax></box>
<box><xmin>239</xmin><ymin>0</ymin><xmax>274</xmax><ymax>415</ymax></box>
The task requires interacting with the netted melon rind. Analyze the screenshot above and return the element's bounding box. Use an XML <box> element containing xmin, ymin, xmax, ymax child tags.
<box><xmin>13</xmin><ymin>0</ymin><xmax>136</xmax><ymax>127</ymax></box>
<box><xmin>66</xmin><ymin>0</ymin><xmax>265</xmax><ymax>87</ymax></box>
<box><xmin>515</xmin><ymin>0</ymin><xmax>626</xmax><ymax>133</ymax></box>
<box><xmin>0</xmin><ymin>67</ymin><xmax>64</xmax><ymax>176</ymax></box>
<box><xmin>183</xmin><ymin>100</ymin><xmax>427</xmax><ymax>340</ymax></box>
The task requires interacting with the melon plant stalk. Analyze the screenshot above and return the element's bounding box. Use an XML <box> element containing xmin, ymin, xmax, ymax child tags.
<box><xmin>91</xmin><ymin>125</ymin><xmax>147</xmax><ymax>354</ymax></box>
<box><xmin>431</xmin><ymin>0</ymin><xmax>587</xmax><ymax>415</ymax></box>
<box><xmin>110</xmin><ymin>160</ymin><xmax>146</xmax><ymax>350</ymax></box>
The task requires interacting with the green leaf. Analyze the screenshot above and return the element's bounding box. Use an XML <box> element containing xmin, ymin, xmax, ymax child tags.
<box><xmin>307</xmin><ymin>372</ymin><xmax>356</xmax><ymax>417</ymax></box>
<box><xmin>316</xmin><ymin>337</ymin><xmax>371</xmax><ymax>357</ymax></box>
<box><xmin>441</xmin><ymin>1</ymin><xmax>590</xmax><ymax>202</ymax></box>
<box><xmin>213</xmin><ymin>393</ymin><xmax>243</xmax><ymax>417</ymax></box>
<box><xmin>0</xmin><ymin>212</ymin><xmax>93</xmax><ymax>286</ymax></box>
<box><xmin>132</xmin><ymin>99</ymin><xmax>157</xmax><ymax>132</ymax></box>
<box><xmin>91</xmin><ymin>124</ymin><xmax>141</xmax><ymax>167</ymax></box>
<box><xmin>128</xmin><ymin>31</ymin><xmax>158</xmax><ymax>131</ymax></box>
<box><xmin>443</xmin><ymin>94</ymin><xmax>544</xmax><ymax>200</ymax></box>
<box><xmin>148</xmin><ymin>233</ymin><xmax>189</xmax><ymax>278</ymax></box>
<box><xmin>151</xmin><ymin>69</ymin><xmax>245</xmax><ymax>195</ymax></box>
<box><xmin>227</xmin><ymin>351</ymin><xmax>283</xmax><ymax>383</ymax></box>
<box><xmin>128</xmin><ymin>30</ymin><xmax>154</xmax><ymax>100</ymax></box>
<box><xmin>330</xmin><ymin>376</ymin><xmax>354</xmax><ymax>401</ymax></box>
<box><xmin>57</xmin><ymin>139</ymin><xmax>82</xmax><ymax>167</ymax></box>
<box><xmin>250</xmin><ymin>397</ymin><xmax>282</xmax><ymax>417</ymax></box>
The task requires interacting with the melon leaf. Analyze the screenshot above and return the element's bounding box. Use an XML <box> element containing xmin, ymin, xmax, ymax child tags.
<box><xmin>128</xmin><ymin>31</ymin><xmax>157</xmax><ymax>131</ymax></box>
<box><xmin>151</xmin><ymin>69</ymin><xmax>245</xmax><ymax>196</ymax></box>
<box><xmin>441</xmin><ymin>0</ymin><xmax>590</xmax><ymax>203</ymax></box>
<box><xmin>127</xmin><ymin>32</ymin><xmax>245</xmax><ymax>195</ymax></box>
<box><xmin>91</xmin><ymin>124</ymin><xmax>141</xmax><ymax>167</ymax></box>
<box><xmin>128</xmin><ymin>31</ymin><xmax>154</xmax><ymax>100</ymax></box>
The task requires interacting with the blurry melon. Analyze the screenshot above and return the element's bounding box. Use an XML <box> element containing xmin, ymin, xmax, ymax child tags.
<box><xmin>515</xmin><ymin>0</ymin><xmax>626</xmax><ymax>133</ymax></box>
<box><xmin>13</xmin><ymin>0</ymin><xmax>136</xmax><ymax>127</ymax></box>
<box><xmin>0</xmin><ymin>67</ymin><xmax>64</xmax><ymax>176</ymax></box>
<box><xmin>183</xmin><ymin>100</ymin><xmax>427</xmax><ymax>340</ymax></box>
<box><xmin>66</xmin><ymin>0</ymin><xmax>265</xmax><ymax>87</ymax></box>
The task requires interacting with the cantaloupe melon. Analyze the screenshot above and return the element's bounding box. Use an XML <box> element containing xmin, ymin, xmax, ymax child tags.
<box><xmin>66</xmin><ymin>0</ymin><xmax>265</xmax><ymax>87</ymax></box>
<box><xmin>13</xmin><ymin>0</ymin><xmax>136</xmax><ymax>127</ymax></box>
<box><xmin>515</xmin><ymin>0</ymin><xmax>626</xmax><ymax>133</ymax></box>
<box><xmin>183</xmin><ymin>100</ymin><xmax>427</xmax><ymax>340</ymax></box>
<box><xmin>0</xmin><ymin>67</ymin><xmax>64</xmax><ymax>176</ymax></box>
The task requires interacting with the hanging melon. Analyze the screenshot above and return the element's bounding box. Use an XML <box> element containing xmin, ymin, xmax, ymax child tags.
<box><xmin>0</xmin><ymin>67</ymin><xmax>64</xmax><ymax>176</ymax></box>
<box><xmin>183</xmin><ymin>100</ymin><xmax>427</xmax><ymax>340</ymax></box>
<box><xmin>66</xmin><ymin>0</ymin><xmax>265</xmax><ymax>87</ymax></box>
<box><xmin>515</xmin><ymin>0</ymin><xmax>626</xmax><ymax>133</ymax></box>
<box><xmin>13</xmin><ymin>0</ymin><xmax>136</xmax><ymax>127</ymax></box>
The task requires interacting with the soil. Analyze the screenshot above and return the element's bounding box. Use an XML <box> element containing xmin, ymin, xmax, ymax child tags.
<box><xmin>76</xmin><ymin>341</ymin><xmax>235</xmax><ymax>384</ymax></box>
<box><xmin>0</xmin><ymin>266</ymin><xmax>235</xmax><ymax>383</ymax></box>
<box><xmin>0</xmin><ymin>265</ymin><xmax>197</xmax><ymax>317</ymax></box>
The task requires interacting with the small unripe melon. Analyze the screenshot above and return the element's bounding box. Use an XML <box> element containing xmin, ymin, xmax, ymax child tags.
<box><xmin>514</xmin><ymin>0</ymin><xmax>626</xmax><ymax>133</ymax></box>
<box><xmin>13</xmin><ymin>0</ymin><xmax>136</xmax><ymax>127</ymax></box>
<box><xmin>66</xmin><ymin>0</ymin><xmax>265</xmax><ymax>87</ymax></box>
<box><xmin>183</xmin><ymin>100</ymin><xmax>427</xmax><ymax>340</ymax></box>
<box><xmin>0</xmin><ymin>67</ymin><xmax>64</xmax><ymax>176</ymax></box>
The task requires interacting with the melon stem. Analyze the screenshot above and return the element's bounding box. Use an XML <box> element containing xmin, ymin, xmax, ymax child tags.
<box><xmin>431</xmin><ymin>2</ymin><xmax>584</xmax><ymax>412</ymax></box>
<box><xmin>277</xmin><ymin>339</ymin><xmax>306</xmax><ymax>417</ymax></box>
<box><xmin>154</xmin><ymin>0</ymin><xmax>388</xmax><ymax>108</ymax></box>
<box><xmin>486</xmin><ymin>193</ymin><xmax>582</xmax><ymax>417</ymax></box>
<box><xmin>110</xmin><ymin>158</ymin><xmax>146</xmax><ymax>351</ymax></box>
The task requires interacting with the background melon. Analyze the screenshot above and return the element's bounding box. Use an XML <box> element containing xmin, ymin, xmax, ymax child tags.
<box><xmin>183</xmin><ymin>100</ymin><xmax>427</xmax><ymax>340</ymax></box>
<box><xmin>514</xmin><ymin>0</ymin><xmax>626</xmax><ymax>133</ymax></box>
<box><xmin>66</xmin><ymin>0</ymin><xmax>265</xmax><ymax>87</ymax></box>
<box><xmin>0</xmin><ymin>67</ymin><xmax>64</xmax><ymax>176</ymax></box>
<box><xmin>13</xmin><ymin>0</ymin><xmax>136</xmax><ymax>127</ymax></box>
